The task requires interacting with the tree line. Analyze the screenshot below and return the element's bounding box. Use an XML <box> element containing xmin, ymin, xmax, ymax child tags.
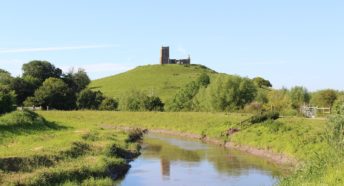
<box><xmin>166</xmin><ymin>73</ymin><xmax>344</xmax><ymax>115</ymax></box>
<box><xmin>1</xmin><ymin>61</ymin><xmax>343</xmax><ymax>115</ymax></box>
<box><xmin>0</xmin><ymin>60</ymin><xmax>165</xmax><ymax>114</ymax></box>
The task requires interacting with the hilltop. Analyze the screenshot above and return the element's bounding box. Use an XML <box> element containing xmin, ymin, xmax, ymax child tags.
<box><xmin>89</xmin><ymin>64</ymin><xmax>217</xmax><ymax>101</ymax></box>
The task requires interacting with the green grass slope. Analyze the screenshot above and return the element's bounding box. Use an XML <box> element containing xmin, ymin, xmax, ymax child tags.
<box><xmin>89</xmin><ymin>64</ymin><xmax>216</xmax><ymax>101</ymax></box>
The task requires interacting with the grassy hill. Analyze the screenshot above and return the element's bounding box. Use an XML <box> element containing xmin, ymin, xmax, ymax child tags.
<box><xmin>90</xmin><ymin>64</ymin><xmax>217</xmax><ymax>101</ymax></box>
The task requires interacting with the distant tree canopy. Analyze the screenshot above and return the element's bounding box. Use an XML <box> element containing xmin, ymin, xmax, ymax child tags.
<box><xmin>0</xmin><ymin>69</ymin><xmax>13</xmax><ymax>87</ymax></box>
<box><xmin>311</xmin><ymin>89</ymin><xmax>338</xmax><ymax>107</ymax></box>
<box><xmin>9</xmin><ymin>77</ymin><xmax>38</xmax><ymax>105</ymax></box>
<box><xmin>0</xmin><ymin>86</ymin><xmax>16</xmax><ymax>114</ymax></box>
<box><xmin>169</xmin><ymin>74</ymin><xmax>257</xmax><ymax>112</ymax></box>
<box><xmin>201</xmin><ymin>75</ymin><xmax>257</xmax><ymax>111</ymax></box>
<box><xmin>22</xmin><ymin>60</ymin><xmax>62</xmax><ymax>84</ymax></box>
<box><xmin>77</xmin><ymin>89</ymin><xmax>104</xmax><ymax>110</ymax></box>
<box><xmin>253</xmin><ymin>77</ymin><xmax>272</xmax><ymax>88</ymax></box>
<box><xmin>62</xmin><ymin>68</ymin><xmax>91</xmax><ymax>93</ymax></box>
<box><xmin>290</xmin><ymin>86</ymin><xmax>310</xmax><ymax>109</ymax></box>
<box><xmin>25</xmin><ymin>78</ymin><xmax>75</xmax><ymax>110</ymax></box>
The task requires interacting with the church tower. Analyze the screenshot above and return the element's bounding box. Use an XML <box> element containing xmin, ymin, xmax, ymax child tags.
<box><xmin>160</xmin><ymin>46</ymin><xmax>170</xmax><ymax>64</ymax></box>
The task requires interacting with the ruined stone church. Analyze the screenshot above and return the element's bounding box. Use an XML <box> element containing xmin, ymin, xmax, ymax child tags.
<box><xmin>160</xmin><ymin>46</ymin><xmax>191</xmax><ymax>65</ymax></box>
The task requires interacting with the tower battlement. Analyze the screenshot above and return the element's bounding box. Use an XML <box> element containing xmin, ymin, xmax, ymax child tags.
<box><xmin>160</xmin><ymin>46</ymin><xmax>191</xmax><ymax>65</ymax></box>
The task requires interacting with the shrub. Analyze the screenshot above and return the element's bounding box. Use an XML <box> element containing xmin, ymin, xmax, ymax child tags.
<box><xmin>332</xmin><ymin>95</ymin><xmax>344</xmax><ymax>114</ymax></box>
<box><xmin>253</xmin><ymin>77</ymin><xmax>272</xmax><ymax>88</ymax></box>
<box><xmin>119</xmin><ymin>90</ymin><xmax>147</xmax><ymax>111</ymax></box>
<box><xmin>290</xmin><ymin>86</ymin><xmax>310</xmax><ymax>109</ymax></box>
<box><xmin>250</xmin><ymin>111</ymin><xmax>280</xmax><ymax>124</ymax></box>
<box><xmin>144</xmin><ymin>96</ymin><xmax>164</xmax><ymax>111</ymax></box>
<box><xmin>0</xmin><ymin>87</ymin><xmax>16</xmax><ymax>114</ymax></box>
<box><xmin>62</xmin><ymin>142</ymin><xmax>91</xmax><ymax>158</ymax></box>
<box><xmin>119</xmin><ymin>90</ymin><xmax>164</xmax><ymax>111</ymax></box>
<box><xmin>77</xmin><ymin>89</ymin><xmax>104</xmax><ymax>110</ymax></box>
<box><xmin>126</xmin><ymin>128</ymin><xmax>146</xmax><ymax>143</ymax></box>
<box><xmin>197</xmin><ymin>73</ymin><xmax>210</xmax><ymax>87</ymax></box>
<box><xmin>99</xmin><ymin>97</ymin><xmax>118</xmax><ymax>111</ymax></box>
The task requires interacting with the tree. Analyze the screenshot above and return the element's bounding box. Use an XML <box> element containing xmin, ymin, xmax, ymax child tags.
<box><xmin>253</xmin><ymin>77</ymin><xmax>272</xmax><ymax>88</ymax></box>
<box><xmin>168</xmin><ymin>81</ymin><xmax>200</xmax><ymax>111</ymax></box>
<box><xmin>77</xmin><ymin>89</ymin><xmax>104</xmax><ymax>110</ymax></box>
<box><xmin>22</xmin><ymin>60</ymin><xmax>62</xmax><ymax>84</ymax></box>
<box><xmin>332</xmin><ymin>95</ymin><xmax>344</xmax><ymax>114</ymax></box>
<box><xmin>62</xmin><ymin>68</ymin><xmax>91</xmax><ymax>93</ymax></box>
<box><xmin>0</xmin><ymin>86</ymin><xmax>16</xmax><ymax>114</ymax></box>
<box><xmin>290</xmin><ymin>86</ymin><xmax>310</xmax><ymax>109</ymax></box>
<box><xmin>238</xmin><ymin>78</ymin><xmax>258</xmax><ymax>107</ymax></box>
<box><xmin>0</xmin><ymin>69</ymin><xmax>13</xmax><ymax>86</ymax></box>
<box><xmin>197</xmin><ymin>73</ymin><xmax>210</xmax><ymax>87</ymax></box>
<box><xmin>255</xmin><ymin>90</ymin><xmax>268</xmax><ymax>104</ymax></box>
<box><xmin>28</xmin><ymin>78</ymin><xmax>75</xmax><ymax>110</ymax></box>
<box><xmin>208</xmin><ymin>76</ymin><xmax>257</xmax><ymax>111</ymax></box>
<box><xmin>144</xmin><ymin>96</ymin><xmax>164</xmax><ymax>111</ymax></box>
<box><xmin>9</xmin><ymin>77</ymin><xmax>40</xmax><ymax>105</ymax></box>
<box><xmin>119</xmin><ymin>90</ymin><xmax>148</xmax><ymax>111</ymax></box>
<box><xmin>311</xmin><ymin>89</ymin><xmax>338</xmax><ymax>107</ymax></box>
<box><xmin>99</xmin><ymin>97</ymin><xmax>118</xmax><ymax>111</ymax></box>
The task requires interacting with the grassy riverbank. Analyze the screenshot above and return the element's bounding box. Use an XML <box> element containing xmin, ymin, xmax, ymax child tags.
<box><xmin>2</xmin><ymin>110</ymin><xmax>341</xmax><ymax>185</ymax></box>
<box><xmin>38</xmin><ymin>111</ymin><xmax>328</xmax><ymax>163</ymax></box>
<box><xmin>39</xmin><ymin>111</ymin><xmax>344</xmax><ymax>185</ymax></box>
<box><xmin>0</xmin><ymin>110</ymin><xmax>142</xmax><ymax>185</ymax></box>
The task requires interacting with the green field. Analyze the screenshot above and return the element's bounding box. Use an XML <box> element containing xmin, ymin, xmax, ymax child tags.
<box><xmin>90</xmin><ymin>64</ymin><xmax>216</xmax><ymax>102</ymax></box>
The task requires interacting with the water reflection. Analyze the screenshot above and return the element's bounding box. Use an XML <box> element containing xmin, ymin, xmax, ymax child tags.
<box><xmin>119</xmin><ymin>133</ymin><xmax>288</xmax><ymax>186</ymax></box>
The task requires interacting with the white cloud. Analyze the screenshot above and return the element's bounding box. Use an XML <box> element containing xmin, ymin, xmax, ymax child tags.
<box><xmin>0</xmin><ymin>44</ymin><xmax>117</xmax><ymax>54</ymax></box>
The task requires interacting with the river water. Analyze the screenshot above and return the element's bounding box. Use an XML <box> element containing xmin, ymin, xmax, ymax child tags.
<box><xmin>119</xmin><ymin>133</ymin><xmax>288</xmax><ymax>186</ymax></box>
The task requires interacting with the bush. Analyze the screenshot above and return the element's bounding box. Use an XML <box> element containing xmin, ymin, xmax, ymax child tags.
<box><xmin>0</xmin><ymin>87</ymin><xmax>16</xmax><ymax>114</ymax></box>
<box><xmin>250</xmin><ymin>111</ymin><xmax>280</xmax><ymax>124</ymax></box>
<box><xmin>119</xmin><ymin>90</ymin><xmax>164</xmax><ymax>111</ymax></box>
<box><xmin>290</xmin><ymin>86</ymin><xmax>310</xmax><ymax>109</ymax></box>
<box><xmin>167</xmin><ymin>81</ymin><xmax>200</xmax><ymax>111</ymax></box>
<box><xmin>99</xmin><ymin>97</ymin><xmax>118</xmax><ymax>111</ymax></box>
<box><xmin>332</xmin><ymin>95</ymin><xmax>344</xmax><ymax>114</ymax></box>
<box><xmin>144</xmin><ymin>96</ymin><xmax>164</xmax><ymax>111</ymax></box>
<box><xmin>119</xmin><ymin>90</ymin><xmax>147</xmax><ymax>111</ymax></box>
<box><xmin>126</xmin><ymin>128</ymin><xmax>146</xmax><ymax>143</ymax></box>
<box><xmin>77</xmin><ymin>89</ymin><xmax>104</xmax><ymax>110</ymax></box>
<box><xmin>197</xmin><ymin>73</ymin><xmax>210</xmax><ymax>87</ymax></box>
<box><xmin>253</xmin><ymin>77</ymin><xmax>272</xmax><ymax>88</ymax></box>
<box><xmin>0</xmin><ymin>110</ymin><xmax>48</xmax><ymax>129</ymax></box>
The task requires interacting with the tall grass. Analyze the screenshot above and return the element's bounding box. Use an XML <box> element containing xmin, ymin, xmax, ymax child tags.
<box><xmin>0</xmin><ymin>111</ymin><xmax>144</xmax><ymax>185</ymax></box>
<box><xmin>279</xmin><ymin>111</ymin><xmax>344</xmax><ymax>185</ymax></box>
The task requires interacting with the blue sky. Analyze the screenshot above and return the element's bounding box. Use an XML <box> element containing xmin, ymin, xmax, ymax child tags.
<box><xmin>0</xmin><ymin>0</ymin><xmax>343</xmax><ymax>91</ymax></box>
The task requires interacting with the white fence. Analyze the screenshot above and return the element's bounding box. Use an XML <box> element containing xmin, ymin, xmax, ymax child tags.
<box><xmin>300</xmin><ymin>105</ymin><xmax>331</xmax><ymax>118</ymax></box>
<box><xmin>17</xmin><ymin>106</ymin><xmax>42</xmax><ymax>111</ymax></box>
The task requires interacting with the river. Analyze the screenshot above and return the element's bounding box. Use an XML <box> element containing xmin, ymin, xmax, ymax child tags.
<box><xmin>118</xmin><ymin>133</ymin><xmax>288</xmax><ymax>186</ymax></box>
